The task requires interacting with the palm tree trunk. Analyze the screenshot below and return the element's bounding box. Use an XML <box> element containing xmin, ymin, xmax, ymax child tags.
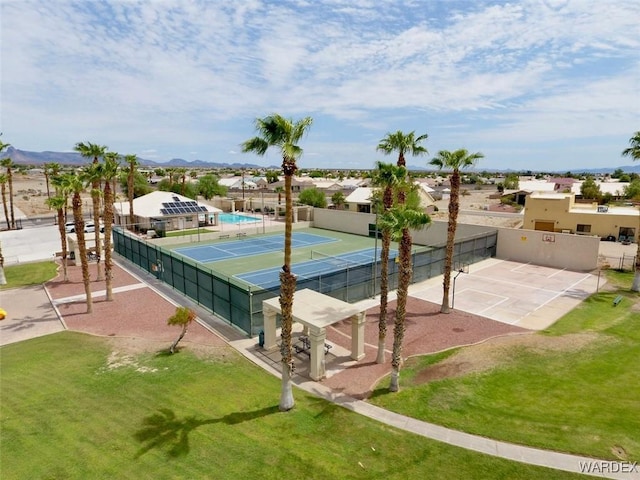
<box><xmin>441</xmin><ymin>171</ymin><xmax>461</xmax><ymax>313</ymax></box>
<box><xmin>74</xmin><ymin>193</ymin><xmax>93</xmax><ymax>313</ymax></box>
<box><xmin>8</xmin><ymin>169</ymin><xmax>15</xmax><ymax>229</ymax></box>
<box><xmin>632</xmin><ymin>228</ymin><xmax>640</xmax><ymax>292</ymax></box>
<box><xmin>280</xmin><ymin>359</ymin><xmax>295</xmax><ymax>411</ymax></box>
<box><xmin>376</xmin><ymin>229</ymin><xmax>391</xmax><ymax>364</ymax></box>
<box><xmin>128</xmin><ymin>171</ymin><xmax>134</xmax><ymax>231</ymax></box>
<box><xmin>92</xmin><ymin>185</ymin><xmax>104</xmax><ymax>281</ymax></box>
<box><xmin>45</xmin><ymin>171</ymin><xmax>51</xmax><ymax>199</ymax></box>
<box><xmin>390</xmin><ymin>228</ymin><xmax>412</xmax><ymax>392</ymax></box>
<box><xmin>279</xmin><ymin>164</ymin><xmax>296</xmax><ymax>411</ymax></box>
<box><xmin>56</xmin><ymin>208</ymin><xmax>69</xmax><ymax>281</ymax></box>
<box><xmin>103</xmin><ymin>182</ymin><xmax>114</xmax><ymax>301</ymax></box>
<box><xmin>1</xmin><ymin>184</ymin><xmax>9</xmax><ymax>230</ymax></box>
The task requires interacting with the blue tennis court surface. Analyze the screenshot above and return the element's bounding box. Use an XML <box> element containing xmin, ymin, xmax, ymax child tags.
<box><xmin>236</xmin><ymin>248</ymin><xmax>397</xmax><ymax>289</ymax></box>
<box><xmin>174</xmin><ymin>232</ymin><xmax>337</xmax><ymax>263</ymax></box>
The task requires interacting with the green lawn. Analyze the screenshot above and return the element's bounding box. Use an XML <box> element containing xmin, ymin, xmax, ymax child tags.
<box><xmin>0</xmin><ymin>332</ymin><xmax>584</xmax><ymax>480</ymax></box>
<box><xmin>0</xmin><ymin>260</ymin><xmax>58</xmax><ymax>289</ymax></box>
<box><xmin>369</xmin><ymin>271</ymin><xmax>640</xmax><ymax>462</ymax></box>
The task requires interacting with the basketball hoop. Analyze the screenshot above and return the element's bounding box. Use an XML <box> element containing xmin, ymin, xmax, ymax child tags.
<box><xmin>451</xmin><ymin>262</ymin><xmax>469</xmax><ymax>309</ymax></box>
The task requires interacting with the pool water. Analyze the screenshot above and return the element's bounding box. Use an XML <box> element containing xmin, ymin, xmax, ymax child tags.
<box><xmin>218</xmin><ymin>212</ymin><xmax>260</xmax><ymax>224</ymax></box>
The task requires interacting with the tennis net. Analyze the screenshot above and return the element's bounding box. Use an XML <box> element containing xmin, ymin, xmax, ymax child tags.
<box><xmin>310</xmin><ymin>250</ymin><xmax>370</xmax><ymax>268</ymax></box>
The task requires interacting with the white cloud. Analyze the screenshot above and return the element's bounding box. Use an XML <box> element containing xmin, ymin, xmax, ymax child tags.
<box><xmin>1</xmin><ymin>0</ymin><xmax>638</xmax><ymax>170</ymax></box>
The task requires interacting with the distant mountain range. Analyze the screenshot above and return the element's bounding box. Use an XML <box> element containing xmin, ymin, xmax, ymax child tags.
<box><xmin>3</xmin><ymin>147</ymin><xmax>264</xmax><ymax>170</ymax></box>
<box><xmin>3</xmin><ymin>147</ymin><xmax>640</xmax><ymax>174</ymax></box>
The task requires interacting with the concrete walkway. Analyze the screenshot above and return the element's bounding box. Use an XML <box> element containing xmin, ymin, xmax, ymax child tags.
<box><xmin>0</xmin><ymin>285</ymin><xmax>65</xmax><ymax>346</ymax></box>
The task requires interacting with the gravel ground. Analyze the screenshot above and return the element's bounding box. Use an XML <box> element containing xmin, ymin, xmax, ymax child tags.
<box><xmin>46</xmin><ymin>262</ymin><xmax>227</xmax><ymax>351</ymax></box>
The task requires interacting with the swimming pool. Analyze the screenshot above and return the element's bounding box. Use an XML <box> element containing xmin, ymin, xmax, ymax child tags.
<box><xmin>218</xmin><ymin>212</ymin><xmax>260</xmax><ymax>224</ymax></box>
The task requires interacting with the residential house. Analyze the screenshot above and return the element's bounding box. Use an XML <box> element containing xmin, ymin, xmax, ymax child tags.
<box><xmin>523</xmin><ymin>192</ymin><xmax>638</xmax><ymax>242</ymax></box>
<box><xmin>344</xmin><ymin>185</ymin><xmax>437</xmax><ymax>214</ymax></box>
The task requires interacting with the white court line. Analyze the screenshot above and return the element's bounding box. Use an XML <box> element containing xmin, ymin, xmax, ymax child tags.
<box><xmin>513</xmin><ymin>273</ymin><xmax>593</xmax><ymax>325</ymax></box>
<box><xmin>53</xmin><ymin>282</ymin><xmax>148</xmax><ymax>305</ymax></box>
<box><xmin>452</xmin><ymin>287</ymin><xmax>513</xmax><ymax>318</ymax></box>
<box><xmin>510</xmin><ymin>262</ymin><xmax>532</xmax><ymax>273</ymax></box>
<box><xmin>548</xmin><ymin>268</ymin><xmax>567</xmax><ymax>278</ymax></box>
<box><xmin>466</xmin><ymin>272</ymin><xmax>563</xmax><ymax>295</ymax></box>
<box><xmin>510</xmin><ymin>261</ymin><xmax>565</xmax><ymax>279</ymax></box>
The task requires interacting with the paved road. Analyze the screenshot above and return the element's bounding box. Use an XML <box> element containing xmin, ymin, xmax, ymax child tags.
<box><xmin>1</xmin><ymin>224</ymin><xmax>63</xmax><ymax>265</ymax></box>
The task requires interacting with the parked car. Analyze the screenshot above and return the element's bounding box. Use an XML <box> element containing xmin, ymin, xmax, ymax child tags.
<box><xmin>64</xmin><ymin>221</ymin><xmax>104</xmax><ymax>233</ymax></box>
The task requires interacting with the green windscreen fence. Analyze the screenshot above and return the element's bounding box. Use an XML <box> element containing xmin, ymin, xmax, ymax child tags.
<box><xmin>113</xmin><ymin>228</ymin><xmax>497</xmax><ymax>336</ymax></box>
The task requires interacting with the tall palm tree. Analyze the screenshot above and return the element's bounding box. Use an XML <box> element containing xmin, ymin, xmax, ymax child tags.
<box><xmin>175</xmin><ymin>168</ymin><xmax>188</xmax><ymax>195</ymax></box>
<box><xmin>378</xmin><ymin>204</ymin><xmax>430</xmax><ymax>392</ymax></box>
<box><xmin>75</xmin><ymin>142</ymin><xmax>107</xmax><ymax>280</ymax></box>
<box><xmin>43</xmin><ymin>162</ymin><xmax>61</xmax><ymax>200</ymax></box>
<box><xmin>0</xmin><ymin>173</ymin><xmax>9</xmax><ymax>230</ymax></box>
<box><xmin>82</xmin><ymin>163</ymin><xmax>105</xmax><ymax>281</ymax></box>
<box><xmin>124</xmin><ymin>154</ymin><xmax>139</xmax><ymax>231</ymax></box>
<box><xmin>430</xmin><ymin>149</ymin><xmax>484</xmax><ymax>313</ymax></box>
<box><xmin>63</xmin><ymin>173</ymin><xmax>93</xmax><ymax>313</ymax></box>
<box><xmin>275</xmin><ymin>186</ymin><xmax>284</xmax><ymax>205</ymax></box>
<box><xmin>621</xmin><ymin>131</ymin><xmax>640</xmax><ymax>292</ymax></box>
<box><xmin>377</xmin><ymin>131</ymin><xmax>428</xmax><ymax>202</ymax></box>
<box><xmin>242</xmin><ymin>113</ymin><xmax>313</xmax><ymax>412</ymax></box>
<box><xmin>100</xmin><ymin>152</ymin><xmax>120</xmax><ymax>300</ymax></box>
<box><xmin>0</xmin><ymin>141</ymin><xmax>16</xmax><ymax>230</ymax></box>
<box><xmin>371</xmin><ymin>161</ymin><xmax>406</xmax><ymax>364</ymax></box>
<box><xmin>376</xmin><ymin>132</ymin><xmax>428</xmax><ymax>370</ymax></box>
<box><xmin>51</xmin><ymin>173</ymin><xmax>71</xmax><ymax>227</ymax></box>
<box><xmin>165</xmin><ymin>167</ymin><xmax>175</xmax><ymax>187</ymax></box>
<box><xmin>46</xmin><ymin>194</ymin><xmax>70</xmax><ymax>281</ymax></box>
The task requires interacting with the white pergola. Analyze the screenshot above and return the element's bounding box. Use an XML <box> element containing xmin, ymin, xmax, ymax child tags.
<box><xmin>262</xmin><ymin>289</ymin><xmax>367</xmax><ymax>381</ymax></box>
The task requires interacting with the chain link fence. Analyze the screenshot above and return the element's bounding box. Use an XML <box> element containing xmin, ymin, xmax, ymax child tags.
<box><xmin>113</xmin><ymin>227</ymin><xmax>498</xmax><ymax>336</ymax></box>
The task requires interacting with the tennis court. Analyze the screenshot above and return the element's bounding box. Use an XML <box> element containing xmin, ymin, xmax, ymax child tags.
<box><xmin>237</xmin><ymin>248</ymin><xmax>396</xmax><ymax>289</ymax></box>
<box><xmin>174</xmin><ymin>232</ymin><xmax>337</xmax><ymax>263</ymax></box>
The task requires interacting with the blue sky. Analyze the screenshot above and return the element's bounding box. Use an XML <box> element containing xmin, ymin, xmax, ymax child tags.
<box><xmin>1</xmin><ymin>0</ymin><xmax>638</xmax><ymax>171</ymax></box>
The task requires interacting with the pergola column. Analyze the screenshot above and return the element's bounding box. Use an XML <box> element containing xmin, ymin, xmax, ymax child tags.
<box><xmin>308</xmin><ymin>327</ymin><xmax>327</xmax><ymax>381</ymax></box>
<box><xmin>262</xmin><ymin>306</ymin><xmax>278</xmax><ymax>351</ymax></box>
<box><xmin>350</xmin><ymin>311</ymin><xmax>366</xmax><ymax>360</ymax></box>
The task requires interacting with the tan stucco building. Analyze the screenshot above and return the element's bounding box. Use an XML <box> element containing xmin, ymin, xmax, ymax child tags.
<box><xmin>523</xmin><ymin>192</ymin><xmax>639</xmax><ymax>242</ymax></box>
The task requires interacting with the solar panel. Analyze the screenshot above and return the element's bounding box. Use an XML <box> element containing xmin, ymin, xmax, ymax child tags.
<box><xmin>160</xmin><ymin>199</ymin><xmax>208</xmax><ymax>215</ymax></box>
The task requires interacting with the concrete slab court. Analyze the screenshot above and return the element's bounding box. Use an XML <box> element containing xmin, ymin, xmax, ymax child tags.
<box><xmin>409</xmin><ymin>258</ymin><xmax>601</xmax><ymax>330</ymax></box>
